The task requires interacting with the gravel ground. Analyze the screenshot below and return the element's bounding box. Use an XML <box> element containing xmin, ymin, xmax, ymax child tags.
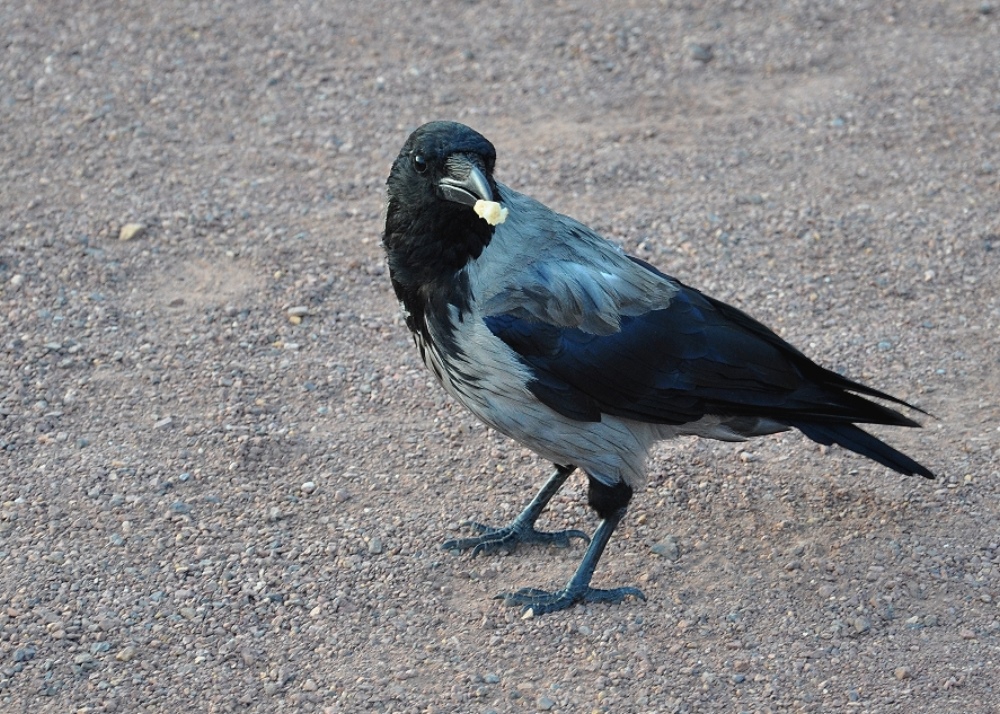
<box><xmin>2</xmin><ymin>1</ymin><xmax>999</xmax><ymax>712</ymax></box>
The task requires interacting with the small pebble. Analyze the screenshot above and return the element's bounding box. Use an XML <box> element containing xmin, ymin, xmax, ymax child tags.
<box><xmin>301</xmin><ymin>481</ymin><xmax>316</xmax><ymax>494</ymax></box>
<box><xmin>536</xmin><ymin>695</ymin><xmax>555</xmax><ymax>711</ymax></box>
<box><xmin>651</xmin><ymin>536</ymin><xmax>681</xmax><ymax>561</ymax></box>
<box><xmin>118</xmin><ymin>223</ymin><xmax>146</xmax><ymax>241</ymax></box>
<box><xmin>689</xmin><ymin>43</ymin><xmax>713</xmax><ymax>63</ymax></box>
<box><xmin>367</xmin><ymin>537</ymin><xmax>383</xmax><ymax>555</ymax></box>
<box><xmin>894</xmin><ymin>666</ymin><xmax>912</xmax><ymax>680</ymax></box>
<box><xmin>13</xmin><ymin>647</ymin><xmax>36</xmax><ymax>663</ymax></box>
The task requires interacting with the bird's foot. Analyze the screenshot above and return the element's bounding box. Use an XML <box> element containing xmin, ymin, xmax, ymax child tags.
<box><xmin>441</xmin><ymin>520</ymin><xmax>589</xmax><ymax>558</ymax></box>
<box><xmin>498</xmin><ymin>584</ymin><xmax>646</xmax><ymax>615</ymax></box>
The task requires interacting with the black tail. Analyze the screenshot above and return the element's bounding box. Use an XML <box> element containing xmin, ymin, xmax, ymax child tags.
<box><xmin>794</xmin><ymin>422</ymin><xmax>935</xmax><ymax>479</ymax></box>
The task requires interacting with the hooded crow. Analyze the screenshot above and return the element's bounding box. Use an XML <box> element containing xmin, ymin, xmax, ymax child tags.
<box><xmin>382</xmin><ymin>120</ymin><xmax>934</xmax><ymax>615</ymax></box>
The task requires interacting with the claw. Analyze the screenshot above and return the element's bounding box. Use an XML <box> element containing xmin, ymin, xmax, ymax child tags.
<box><xmin>463</xmin><ymin>520</ymin><xmax>493</xmax><ymax>534</ymax></box>
<box><xmin>489</xmin><ymin>505</ymin><xmax>642</xmax><ymax>615</ymax></box>
<box><xmin>442</xmin><ymin>520</ymin><xmax>590</xmax><ymax>557</ymax></box>
<box><xmin>499</xmin><ymin>584</ymin><xmax>646</xmax><ymax>615</ymax></box>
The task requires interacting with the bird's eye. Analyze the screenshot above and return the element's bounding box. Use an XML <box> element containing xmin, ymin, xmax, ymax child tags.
<box><xmin>413</xmin><ymin>153</ymin><xmax>428</xmax><ymax>174</ymax></box>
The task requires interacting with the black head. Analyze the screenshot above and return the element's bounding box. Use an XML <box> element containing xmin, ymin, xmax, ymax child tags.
<box><xmin>383</xmin><ymin>121</ymin><xmax>500</xmax><ymax>289</ymax></box>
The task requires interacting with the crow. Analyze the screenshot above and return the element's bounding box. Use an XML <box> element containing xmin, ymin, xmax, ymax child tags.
<box><xmin>382</xmin><ymin>120</ymin><xmax>934</xmax><ymax>615</ymax></box>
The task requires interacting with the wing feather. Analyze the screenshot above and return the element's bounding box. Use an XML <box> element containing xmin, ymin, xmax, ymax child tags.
<box><xmin>485</xmin><ymin>280</ymin><xmax>921</xmax><ymax>429</ymax></box>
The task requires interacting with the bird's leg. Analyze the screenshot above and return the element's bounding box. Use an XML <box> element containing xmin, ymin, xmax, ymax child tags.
<box><xmin>498</xmin><ymin>478</ymin><xmax>645</xmax><ymax>615</ymax></box>
<box><xmin>498</xmin><ymin>506</ymin><xmax>645</xmax><ymax>615</ymax></box>
<box><xmin>441</xmin><ymin>464</ymin><xmax>589</xmax><ymax>557</ymax></box>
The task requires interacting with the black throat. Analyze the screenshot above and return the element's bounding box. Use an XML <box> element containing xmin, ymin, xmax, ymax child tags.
<box><xmin>383</xmin><ymin>198</ymin><xmax>493</xmax><ymax>341</ymax></box>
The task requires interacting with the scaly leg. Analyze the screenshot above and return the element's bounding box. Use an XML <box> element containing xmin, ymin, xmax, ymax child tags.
<box><xmin>498</xmin><ymin>505</ymin><xmax>646</xmax><ymax>615</ymax></box>
<box><xmin>441</xmin><ymin>465</ymin><xmax>589</xmax><ymax>556</ymax></box>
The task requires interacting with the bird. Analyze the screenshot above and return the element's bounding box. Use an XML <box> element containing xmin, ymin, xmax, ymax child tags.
<box><xmin>382</xmin><ymin>120</ymin><xmax>935</xmax><ymax>615</ymax></box>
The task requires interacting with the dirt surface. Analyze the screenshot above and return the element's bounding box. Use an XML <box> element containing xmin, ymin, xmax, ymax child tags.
<box><xmin>2</xmin><ymin>1</ymin><xmax>999</xmax><ymax>712</ymax></box>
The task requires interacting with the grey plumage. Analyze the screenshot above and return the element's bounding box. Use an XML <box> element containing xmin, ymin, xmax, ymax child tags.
<box><xmin>418</xmin><ymin>185</ymin><xmax>689</xmax><ymax>491</ymax></box>
<box><xmin>383</xmin><ymin>120</ymin><xmax>934</xmax><ymax>614</ymax></box>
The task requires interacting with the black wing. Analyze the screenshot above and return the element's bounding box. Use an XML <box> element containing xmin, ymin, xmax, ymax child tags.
<box><xmin>486</xmin><ymin>281</ymin><xmax>916</xmax><ymax>424</ymax></box>
<box><xmin>484</xmin><ymin>272</ymin><xmax>933</xmax><ymax>478</ymax></box>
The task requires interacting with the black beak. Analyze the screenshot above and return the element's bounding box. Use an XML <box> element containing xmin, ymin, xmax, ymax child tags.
<box><xmin>437</xmin><ymin>154</ymin><xmax>493</xmax><ymax>207</ymax></box>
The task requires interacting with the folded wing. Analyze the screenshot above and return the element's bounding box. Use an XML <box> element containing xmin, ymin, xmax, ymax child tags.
<box><xmin>482</xmin><ymin>258</ymin><xmax>932</xmax><ymax>476</ymax></box>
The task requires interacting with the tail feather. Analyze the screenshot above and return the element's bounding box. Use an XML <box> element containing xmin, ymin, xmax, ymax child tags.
<box><xmin>794</xmin><ymin>422</ymin><xmax>935</xmax><ymax>479</ymax></box>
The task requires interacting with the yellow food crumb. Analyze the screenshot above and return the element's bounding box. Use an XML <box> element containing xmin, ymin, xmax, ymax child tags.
<box><xmin>473</xmin><ymin>199</ymin><xmax>508</xmax><ymax>226</ymax></box>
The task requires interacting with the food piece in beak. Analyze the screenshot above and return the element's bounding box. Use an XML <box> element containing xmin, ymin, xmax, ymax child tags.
<box><xmin>474</xmin><ymin>199</ymin><xmax>508</xmax><ymax>226</ymax></box>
